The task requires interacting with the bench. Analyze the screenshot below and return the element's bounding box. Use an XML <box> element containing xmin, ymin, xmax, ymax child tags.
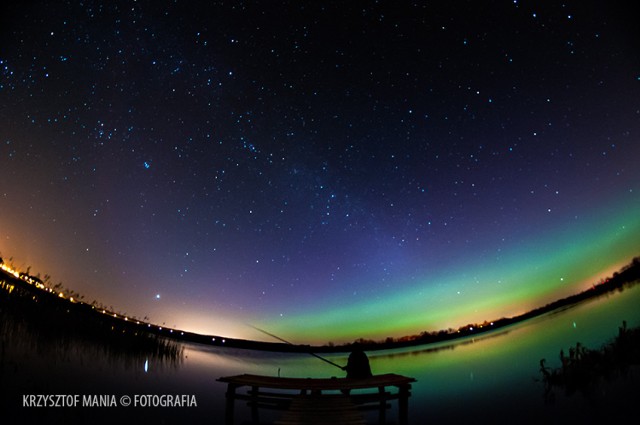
<box><xmin>217</xmin><ymin>373</ymin><xmax>416</xmax><ymax>425</ymax></box>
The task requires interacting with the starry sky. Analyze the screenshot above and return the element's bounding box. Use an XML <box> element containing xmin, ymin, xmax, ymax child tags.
<box><xmin>1</xmin><ymin>1</ymin><xmax>639</xmax><ymax>344</ymax></box>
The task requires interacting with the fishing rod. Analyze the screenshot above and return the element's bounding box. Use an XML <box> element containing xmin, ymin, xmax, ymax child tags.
<box><xmin>248</xmin><ymin>324</ymin><xmax>344</xmax><ymax>370</ymax></box>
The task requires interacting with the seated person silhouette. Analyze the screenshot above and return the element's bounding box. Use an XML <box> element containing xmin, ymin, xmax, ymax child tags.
<box><xmin>343</xmin><ymin>345</ymin><xmax>372</xmax><ymax>379</ymax></box>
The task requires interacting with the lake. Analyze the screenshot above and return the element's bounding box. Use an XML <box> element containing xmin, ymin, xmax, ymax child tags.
<box><xmin>2</xmin><ymin>284</ymin><xmax>639</xmax><ymax>424</ymax></box>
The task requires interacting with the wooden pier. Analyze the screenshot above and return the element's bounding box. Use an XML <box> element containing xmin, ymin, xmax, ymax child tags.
<box><xmin>217</xmin><ymin>373</ymin><xmax>416</xmax><ymax>425</ymax></box>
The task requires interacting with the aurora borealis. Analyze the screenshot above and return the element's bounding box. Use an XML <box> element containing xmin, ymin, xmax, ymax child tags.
<box><xmin>1</xmin><ymin>1</ymin><xmax>639</xmax><ymax>344</ymax></box>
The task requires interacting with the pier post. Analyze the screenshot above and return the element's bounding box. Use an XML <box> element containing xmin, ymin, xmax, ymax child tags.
<box><xmin>378</xmin><ymin>386</ymin><xmax>386</xmax><ymax>424</ymax></box>
<box><xmin>251</xmin><ymin>385</ymin><xmax>259</xmax><ymax>424</ymax></box>
<box><xmin>398</xmin><ymin>383</ymin><xmax>411</xmax><ymax>425</ymax></box>
<box><xmin>224</xmin><ymin>383</ymin><xmax>237</xmax><ymax>425</ymax></box>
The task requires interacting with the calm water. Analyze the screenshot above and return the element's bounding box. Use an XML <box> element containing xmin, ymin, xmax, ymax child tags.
<box><xmin>2</xmin><ymin>285</ymin><xmax>640</xmax><ymax>424</ymax></box>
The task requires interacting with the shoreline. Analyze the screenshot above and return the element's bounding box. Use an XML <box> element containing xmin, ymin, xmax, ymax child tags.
<box><xmin>1</xmin><ymin>256</ymin><xmax>639</xmax><ymax>354</ymax></box>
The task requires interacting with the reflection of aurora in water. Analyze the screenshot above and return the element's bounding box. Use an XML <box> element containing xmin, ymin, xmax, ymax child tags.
<box><xmin>2</xmin><ymin>282</ymin><xmax>639</xmax><ymax>424</ymax></box>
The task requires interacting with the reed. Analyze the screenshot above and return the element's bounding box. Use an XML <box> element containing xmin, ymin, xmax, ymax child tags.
<box><xmin>0</xmin><ymin>276</ymin><xmax>183</xmax><ymax>368</ymax></box>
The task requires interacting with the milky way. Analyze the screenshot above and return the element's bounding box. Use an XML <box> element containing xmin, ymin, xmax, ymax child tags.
<box><xmin>1</xmin><ymin>1</ymin><xmax>639</xmax><ymax>343</ymax></box>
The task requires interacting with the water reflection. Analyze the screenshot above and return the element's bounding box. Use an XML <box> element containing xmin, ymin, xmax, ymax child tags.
<box><xmin>366</xmin><ymin>284</ymin><xmax>640</xmax><ymax>424</ymax></box>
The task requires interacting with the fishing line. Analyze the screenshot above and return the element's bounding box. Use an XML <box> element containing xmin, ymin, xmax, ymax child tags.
<box><xmin>247</xmin><ymin>324</ymin><xmax>344</xmax><ymax>370</ymax></box>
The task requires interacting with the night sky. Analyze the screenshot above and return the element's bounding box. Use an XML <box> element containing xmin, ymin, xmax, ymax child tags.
<box><xmin>1</xmin><ymin>1</ymin><xmax>639</xmax><ymax>344</ymax></box>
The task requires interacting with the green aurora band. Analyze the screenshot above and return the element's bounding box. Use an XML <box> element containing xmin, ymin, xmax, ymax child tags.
<box><xmin>264</xmin><ymin>195</ymin><xmax>640</xmax><ymax>344</ymax></box>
